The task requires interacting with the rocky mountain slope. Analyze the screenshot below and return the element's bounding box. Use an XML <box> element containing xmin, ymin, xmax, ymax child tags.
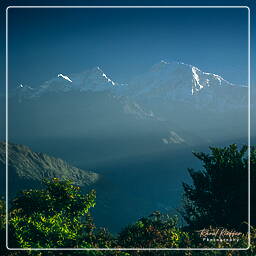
<box><xmin>0</xmin><ymin>142</ymin><xmax>99</xmax><ymax>197</ymax></box>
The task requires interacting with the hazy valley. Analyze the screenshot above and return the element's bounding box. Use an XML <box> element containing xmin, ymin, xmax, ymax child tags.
<box><xmin>1</xmin><ymin>61</ymin><xmax>252</xmax><ymax>232</ymax></box>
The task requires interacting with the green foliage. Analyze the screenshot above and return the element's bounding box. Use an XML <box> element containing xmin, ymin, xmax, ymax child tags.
<box><xmin>1</xmin><ymin>143</ymin><xmax>255</xmax><ymax>255</ymax></box>
<box><xmin>118</xmin><ymin>211</ymin><xmax>189</xmax><ymax>248</ymax></box>
<box><xmin>251</xmin><ymin>147</ymin><xmax>256</xmax><ymax>227</ymax></box>
<box><xmin>9</xmin><ymin>178</ymin><xmax>97</xmax><ymax>248</ymax></box>
<box><xmin>116</xmin><ymin>212</ymin><xmax>255</xmax><ymax>256</ymax></box>
<box><xmin>0</xmin><ymin>198</ymin><xmax>5</xmax><ymax>229</ymax></box>
<box><xmin>181</xmin><ymin>144</ymin><xmax>255</xmax><ymax>231</ymax></box>
<box><xmin>0</xmin><ymin>199</ymin><xmax>6</xmax><ymax>252</ymax></box>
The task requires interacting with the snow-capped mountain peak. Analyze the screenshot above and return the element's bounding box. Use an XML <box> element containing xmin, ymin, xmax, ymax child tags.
<box><xmin>160</xmin><ymin>60</ymin><xmax>169</xmax><ymax>64</ymax></box>
<box><xmin>96</xmin><ymin>66</ymin><xmax>116</xmax><ymax>86</ymax></box>
<box><xmin>11</xmin><ymin>84</ymin><xmax>35</xmax><ymax>101</ymax></box>
<box><xmin>58</xmin><ymin>74</ymin><xmax>72</xmax><ymax>83</ymax></box>
<box><xmin>11</xmin><ymin>61</ymin><xmax>247</xmax><ymax>111</ymax></box>
<box><xmin>191</xmin><ymin>66</ymin><xmax>204</xmax><ymax>95</ymax></box>
<box><xmin>17</xmin><ymin>84</ymin><xmax>34</xmax><ymax>90</ymax></box>
<box><xmin>24</xmin><ymin>66</ymin><xmax>119</xmax><ymax>96</ymax></box>
<box><xmin>123</xmin><ymin>60</ymin><xmax>247</xmax><ymax>109</ymax></box>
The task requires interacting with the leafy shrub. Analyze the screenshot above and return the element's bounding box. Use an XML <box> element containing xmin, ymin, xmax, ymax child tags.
<box><xmin>118</xmin><ymin>211</ymin><xmax>189</xmax><ymax>249</ymax></box>
<box><xmin>9</xmin><ymin>178</ymin><xmax>97</xmax><ymax>248</ymax></box>
<box><xmin>1</xmin><ymin>143</ymin><xmax>255</xmax><ymax>255</ymax></box>
<box><xmin>181</xmin><ymin>144</ymin><xmax>255</xmax><ymax>232</ymax></box>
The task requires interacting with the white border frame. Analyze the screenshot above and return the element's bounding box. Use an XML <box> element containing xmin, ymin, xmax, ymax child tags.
<box><xmin>5</xmin><ymin>5</ymin><xmax>251</xmax><ymax>251</ymax></box>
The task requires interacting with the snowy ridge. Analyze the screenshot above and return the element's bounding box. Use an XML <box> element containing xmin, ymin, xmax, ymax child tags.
<box><xmin>18</xmin><ymin>84</ymin><xmax>34</xmax><ymax>90</ymax></box>
<box><xmin>191</xmin><ymin>67</ymin><xmax>204</xmax><ymax>95</ymax></box>
<box><xmin>123</xmin><ymin>61</ymin><xmax>247</xmax><ymax>109</ymax></box>
<box><xmin>97</xmin><ymin>67</ymin><xmax>116</xmax><ymax>86</ymax></box>
<box><xmin>12</xmin><ymin>61</ymin><xmax>247</xmax><ymax>110</ymax></box>
<box><xmin>19</xmin><ymin>67</ymin><xmax>118</xmax><ymax>97</ymax></box>
<box><xmin>58</xmin><ymin>74</ymin><xmax>72</xmax><ymax>83</ymax></box>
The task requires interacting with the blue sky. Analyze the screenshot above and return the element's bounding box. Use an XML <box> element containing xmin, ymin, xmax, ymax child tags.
<box><xmin>1</xmin><ymin>1</ymin><xmax>254</xmax><ymax>88</ymax></box>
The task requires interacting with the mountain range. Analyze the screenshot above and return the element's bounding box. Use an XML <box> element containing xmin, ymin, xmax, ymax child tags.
<box><xmin>7</xmin><ymin>60</ymin><xmax>248</xmax><ymax>148</ymax></box>
<box><xmin>12</xmin><ymin>60</ymin><xmax>247</xmax><ymax>110</ymax></box>
<box><xmin>1</xmin><ymin>60</ymin><xmax>251</xmax><ymax>232</ymax></box>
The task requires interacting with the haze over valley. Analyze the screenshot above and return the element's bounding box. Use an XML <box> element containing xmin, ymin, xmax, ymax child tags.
<box><xmin>1</xmin><ymin>60</ymin><xmax>251</xmax><ymax>232</ymax></box>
